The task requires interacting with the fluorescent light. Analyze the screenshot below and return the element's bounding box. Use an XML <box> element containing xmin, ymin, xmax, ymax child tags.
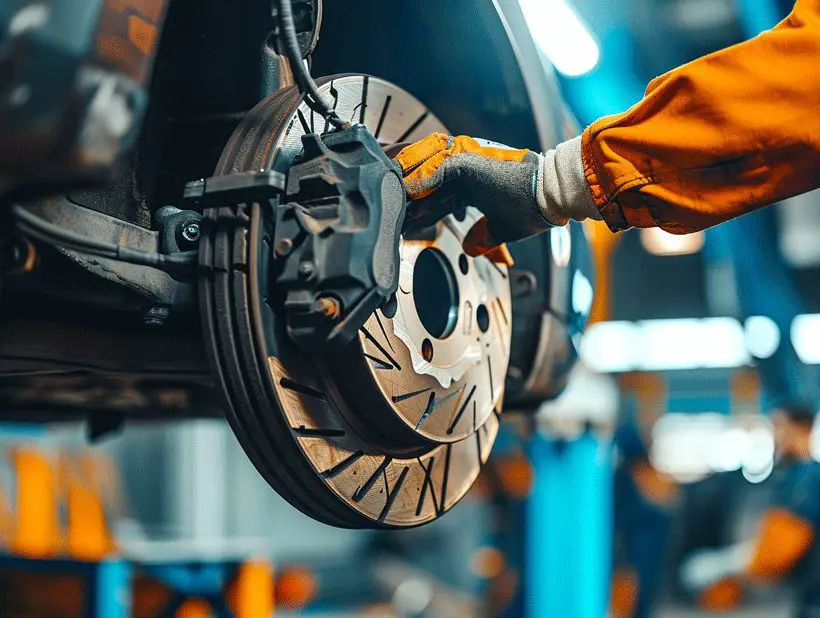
<box><xmin>810</xmin><ymin>415</ymin><xmax>820</xmax><ymax>463</ymax></box>
<box><xmin>743</xmin><ymin>460</ymin><xmax>773</xmax><ymax>484</ymax></box>
<box><xmin>640</xmin><ymin>319</ymin><xmax>704</xmax><ymax>370</ymax></box>
<box><xmin>708</xmin><ymin>426</ymin><xmax>745</xmax><ymax>473</ymax></box>
<box><xmin>580</xmin><ymin>318</ymin><xmax>748</xmax><ymax>371</ymax></box>
<box><xmin>651</xmin><ymin>414</ymin><xmax>774</xmax><ymax>484</ymax></box>
<box><xmin>698</xmin><ymin>318</ymin><xmax>750</xmax><ymax>368</ymax></box>
<box><xmin>638</xmin><ymin>318</ymin><xmax>747</xmax><ymax>371</ymax></box>
<box><xmin>580</xmin><ymin>314</ymin><xmax>820</xmax><ymax>372</ymax></box>
<box><xmin>792</xmin><ymin>314</ymin><xmax>820</xmax><ymax>364</ymax></box>
<box><xmin>744</xmin><ymin>316</ymin><xmax>781</xmax><ymax>359</ymax></box>
<box><xmin>640</xmin><ymin>229</ymin><xmax>704</xmax><ymax>256</ymax></box>
<box><xmin>572</xmin><ymin>271</ymin><xmax>594</xmax><ymax>317</ymax></box>
<box><xmin>743</xmin><ymin>426</ymin><xmax>775</xmax><ymax>473</ymax></box>
<box><xmin>518</xmin><ymin>0</ymin><xmax>600</xmax><ymax>77</ymax></box>
<box><xmin>579</xmin><ymin>321</ymin><xmax>639</xmax><ymax>373</ymax></box>
<box><xmin>550</xmin><ymin>226</ymin><xmax>572</xmax><ymax>267</ymax></box>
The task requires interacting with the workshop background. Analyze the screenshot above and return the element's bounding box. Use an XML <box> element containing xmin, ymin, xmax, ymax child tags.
<box><xmin>1</xmin><ymin>0</ymin><xmax>818</xmax><ymax>617</ymax></box>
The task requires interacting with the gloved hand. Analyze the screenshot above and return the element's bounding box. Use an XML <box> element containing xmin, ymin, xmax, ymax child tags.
<box><xmin>395</xmin><ymin>133</ymin><xmax>600</xmax><ymax>256</ymax></box>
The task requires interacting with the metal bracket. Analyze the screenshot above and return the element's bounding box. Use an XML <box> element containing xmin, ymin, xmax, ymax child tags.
<box><xmin>183</xmin><ymin>170</ymin><xmax>286</xmax><ymax>207</ymax></box>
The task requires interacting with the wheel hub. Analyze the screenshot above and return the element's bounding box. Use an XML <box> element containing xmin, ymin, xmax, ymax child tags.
<box><xmin>356</xmin><ymin>211</ymin><xmax>510</xmax><ymax>445</ymax></box>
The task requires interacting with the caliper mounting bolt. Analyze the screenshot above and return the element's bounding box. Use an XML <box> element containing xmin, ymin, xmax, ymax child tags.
<box><xmin>298</xmin><ymin>261</ymin><xmax>314</xmax><ymax>279</ymax></box>
<box><xmin>314</xmin><ymin>297</ymin><xmax>341</xmax><ymax>320</ymax></box>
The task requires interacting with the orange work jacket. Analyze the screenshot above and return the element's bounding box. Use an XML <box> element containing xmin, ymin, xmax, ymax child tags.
<box><xmin>582</xmin><ymin>0</ymin><xmax>820</xmax><ymax>234</ymax></box>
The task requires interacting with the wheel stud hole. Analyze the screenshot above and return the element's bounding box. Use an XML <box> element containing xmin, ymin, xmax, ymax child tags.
<box><xmin>422</xmin><ymin>338</ymin><xmax>434</xmax><ymax>362</ymax></box>
<box><xmin>458</xmin><ymin>254</ymin><xmax>469</xmax><ymax>275</ymax></box>
<box><xmin>477</xmin><ymin>304</ymin><xmax>490</xmax><ymax>333</ymax></box>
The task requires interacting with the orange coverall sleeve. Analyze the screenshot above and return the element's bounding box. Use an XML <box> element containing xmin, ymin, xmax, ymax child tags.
<box><xmin>581</xmin><ymin>0</ymin><xmax>820</xmax><ymax>234</ymax></box>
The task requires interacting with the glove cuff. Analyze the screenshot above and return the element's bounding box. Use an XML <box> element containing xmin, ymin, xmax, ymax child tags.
<box><xmin>537</xmin><ymin>135</ymin><xmax>600</xmax><ymax>225</ymax></box>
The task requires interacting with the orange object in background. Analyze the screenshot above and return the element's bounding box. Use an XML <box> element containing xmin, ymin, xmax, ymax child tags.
<box><xmin>274</xmin><ymin>565</ymin><xmax>317</xmax><ymax>610</ymax></box>
<box><xmin>127</xmin><ymin>15</ymin><xmax>158</xmax><ymax>55</ymax></box>
<box><xmin>630</xmin><ymin>461</ymin><xmax>680</xmax><ymax>508</ymax></box>
<box><xmin>9</xmin><ymin>446</ymin><xmax>61</xmax><ymax>558</ymax></box>
<box><xmin>584</xmin><ymin>219</ymin><xmax>622</xmax><ymax>325</ymax></box>
<box><xmin>230</xmin><ymin>560</ymin><xmax>275</xmax><ymax>618</ymax></box>
<box><xmin>0</xmin><ymin>474</ymin><xmax>14</xmax><ymax>550</ymax></box>
<box><xmin>494</xmin><ymin>451</ymin><xmax>535</xmax><ymax>499</ymax></box>
<box><xmin>747</xmin><ymin>507</ymin><xmax>815</xmax><ymax>582</ymax></box>
<box><xmin>177</xmin><ymin>599</ymin><xmax>210</xmax><ymax>618</ymax></box>
<box><xmin>470</xmin><ymin>547</ymin><xmax>507</xmax><ymax>580</ymax></box>
<box><xmin>730</xmin><ymin>369</ymin><xmax>761</xmax><ymax>416</ymax></box>
<box><xmin>698</xmin><ymin>577</ymin><xmax>744</xmax><ymax>612</ymax></box>
<box><xmin>610</xmin><ymin>567</ymin><xmax>639</xmax><ymax>618</ymax></box>
<box><xmin>60</xmin><ymin>452</ymin><xmax>118</xmax><ymax>561</ymax></box>
<box><xmin>618</xmin><ymin>372</ymin><xmax>667</xmax><ymax>446</ymax></box>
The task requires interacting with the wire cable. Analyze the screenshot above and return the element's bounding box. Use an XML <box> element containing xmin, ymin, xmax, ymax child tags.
<box><xmin>274</xmin><ymin>0</ymin><xmax>347</xmax><ymax>130</ymax></box>
<box><xmin>11</xmin><ymin>205</ymin><xmax>197</xmax><ymax>274</ymax></box>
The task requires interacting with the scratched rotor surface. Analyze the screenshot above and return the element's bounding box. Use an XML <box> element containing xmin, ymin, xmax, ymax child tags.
<box><xmin>203</xmin><ymin>75</ymin><xmax>509</xmax><ymax>528</ymax></box>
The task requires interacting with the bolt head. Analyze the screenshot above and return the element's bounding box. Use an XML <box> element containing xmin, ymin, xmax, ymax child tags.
<box><xmin>298</xmin><ymin>261</ymin><xmax>314</xmax><ymax>278</ymax></box>
<box><xmin>181</xmin><ymin>221</ymin><xmax>200</xmax><ymax>243</ymax></box>
<box><xmin>314</xmin><ymin>297</ymin><xmax>341</xmax><ymax>320</ymax></box>
<box><xmin>275</xmin><ymin>238</ymin><xmax>294</xmax><ymax>257</ymax></box>
<box><xmin>143</xmin><ymin>305</ymin><xmax>170</xmax><ymax>326</ymax></box>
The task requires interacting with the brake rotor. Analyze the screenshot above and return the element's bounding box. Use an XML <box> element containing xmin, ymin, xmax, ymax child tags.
<box><xmin>200</xmin><ymin>75</ymin><xmax>509</xmax><ymax>528</ymax></box>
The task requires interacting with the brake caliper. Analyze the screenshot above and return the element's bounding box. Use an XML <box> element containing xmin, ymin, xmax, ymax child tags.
<box><xmin>273</xmin><ymin>125</ymin><xmax>406</xmax><ymax>349</ymax></box>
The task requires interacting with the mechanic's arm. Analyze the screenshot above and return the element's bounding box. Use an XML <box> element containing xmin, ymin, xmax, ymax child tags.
<box><xmin>397</xmin><ymin>0</ymin><xmax>820</xmax><ymax>252</ymax></box>
<box><xmin>586</xmin><ymin>0</ymin><xmax>820</xmax><ymax>234</ymax></box>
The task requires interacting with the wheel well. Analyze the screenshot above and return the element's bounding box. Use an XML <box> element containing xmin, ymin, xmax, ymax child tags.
<box><xmin>312</xmin><ymin>0</ymin><xmax>541</xmax><ymax>150</ymax></box>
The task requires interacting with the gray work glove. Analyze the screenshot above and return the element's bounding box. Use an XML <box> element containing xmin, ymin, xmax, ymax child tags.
<box><xmin>395</xmin><ymin>133</ymin><xmax>599</xmax><ymax>256</ymax></box>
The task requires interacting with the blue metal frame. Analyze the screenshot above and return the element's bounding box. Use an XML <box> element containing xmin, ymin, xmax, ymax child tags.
<box><xmin>86</xmin><ymin>559</ymin><xmax>133</xmax><ymax>618</ymax></box>
<box><xmin>526</xmin><ymin>433</ymin><xmax>612</xmax><ymax>618</ymax></box>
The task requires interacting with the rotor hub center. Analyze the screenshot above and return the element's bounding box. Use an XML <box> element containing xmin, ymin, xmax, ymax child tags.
<box><xmin>413</xmin><ymin>247</ymin><xmax>460</xmax><ymax>341</ymax></box>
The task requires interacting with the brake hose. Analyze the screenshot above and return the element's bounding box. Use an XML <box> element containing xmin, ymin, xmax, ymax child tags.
<box><xmin>274</xmin><ymin>0</ymin><xmax>347</xmax><ymax>130</ymax></box>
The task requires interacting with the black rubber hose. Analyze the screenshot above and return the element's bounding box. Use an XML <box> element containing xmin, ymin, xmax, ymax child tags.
<box><xmin>275</xmin><ymin>0</ymin><xmax>346</xmax><ymax>130</ymax></box>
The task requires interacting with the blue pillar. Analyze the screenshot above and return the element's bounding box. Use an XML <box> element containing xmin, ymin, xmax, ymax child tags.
<box><xmin>86</xmin><ymin>559</ymin><xmax>132</xmax><ymax>618</ymax></box>
<box><xmin>707</xmin><ymin>207</ymin><xmax>806</xmax><ymax>406</ymax></box>
<box><xmin>526</xmin><ymin>432</ymin><xmax>612</xmax><ymax>618</ymax></box>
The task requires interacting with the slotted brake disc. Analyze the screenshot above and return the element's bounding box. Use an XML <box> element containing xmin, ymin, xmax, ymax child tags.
<box><xmin>200</xmin><ymin>75</ymin><xmax>511</xmax><ymax>528</ymax></box>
